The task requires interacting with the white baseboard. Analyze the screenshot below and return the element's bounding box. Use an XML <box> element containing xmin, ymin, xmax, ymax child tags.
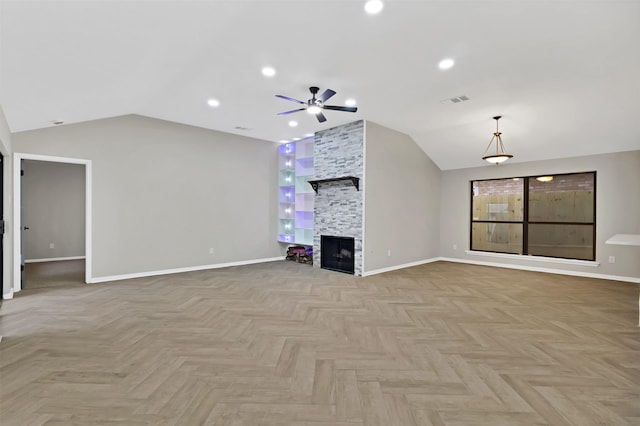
<box><xmin>362</xmin><ymin>256</ymin><xmax>639</xmax><ymax>283</ymax></box>
<box><xmin>362</xmin><ymin>257</ymin><xmax>441</xmax><ymax>277</ymax></box>
<box><xmin>25</xmin><ymin>256</ymin><xmax>86</xmax><ymax>264</ymax></box>
<box><xmin>2</xmin><ymin>289</ymin><xmax>14</xmax><ymax>300</ymax></box>
<box><xmin>438</xmin><ymin>257</ymin><xmax>640</xmax><ymax>284</ymax></box>
<box><xmin>89</xmin><ymin>256</ymin><xmax>284</xmax><ymax>284</ymax></box>
<box><xmin>464</xmin><ymin>250</ymin><xmax>599</xmax><ymax>267</ymax></box>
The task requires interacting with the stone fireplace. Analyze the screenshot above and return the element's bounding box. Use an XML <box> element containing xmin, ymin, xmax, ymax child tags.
<box><xmin>312</xmin><ymin>120</ymin><xmax>364</xmax><ymax>275</ymax></box>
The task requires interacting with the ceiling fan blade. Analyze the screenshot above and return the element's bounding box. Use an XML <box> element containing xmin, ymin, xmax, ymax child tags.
<box><xmin>277</xmin><ymin>108</ymin><xmax>305</xmax><ymax>116</ymax></box>
<box><xmin>275</xmin><ymin>94</ymin><xmax>305</xmax><ymax>104</ymax></box>
<box><xmin>318</xmin><ymin>89</ymin><xmax>336</xmax><ymax>103</ymax></box>
<box><xmin>323</xmin><ymin>105</ymin><xmax>358</xmax><ymax>113</ymax></box>
<box><xmin>316</xmin><ymin>112</ymin><xmax>327</xmax><ymax>123</ymax></box>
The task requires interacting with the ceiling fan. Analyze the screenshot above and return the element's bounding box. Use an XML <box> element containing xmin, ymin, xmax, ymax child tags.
<box><xmin>276</xmin><ymin>86</ymin><xmax>358</xmax><ymax>123</ymax></box>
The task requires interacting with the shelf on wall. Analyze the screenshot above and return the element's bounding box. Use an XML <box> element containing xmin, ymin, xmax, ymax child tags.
<box><xmin>277</xmin><ymin>138</ymin><xmax>316</xmax><ymax>246</ymax></box>
<box><xmin>308</xmin><ymin>176</ymin><xmax>360</xmax><ymax>194</ymax></box>
<box><xmin>295</xmin><ymin>228</ymin><xmax>314</xmax><ymax>246</ymax></box>
<box><xmin>296</xmin><ymin>157</ymin><xmax>314</xmax><ymax>170</ymax></box>
<box><xmin>278</xmin><ymin>234</ymin><xmax>295</xmax><ymax>243</ymax></box>
<box><xmin>605</xmin><ymin>234</ymin><xmax>640</xmax><ymax>246</ymax></box>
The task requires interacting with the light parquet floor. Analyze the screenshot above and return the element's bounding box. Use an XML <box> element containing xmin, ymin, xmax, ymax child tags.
<box><xmin>23</xmin><ymin>260</ymin><xmax>85</xmax><ymax>290</ymax></box>
<box><xmin>0</xmin><ymin>260</ymin><xmax>638</xmax><ymax>425</ymax></box>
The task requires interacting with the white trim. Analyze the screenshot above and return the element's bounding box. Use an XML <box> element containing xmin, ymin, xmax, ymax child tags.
<box><xmin>2</xmin><ymin>288</ymin><xmax>13</xmax><ymax>300</ymax></box>
<box><xmin>464</xmin><ymin>250</ymin><xmax>600</xmax><ymax>267</ymax></box>
<box><xmin>89</xmin><ymin>256</ymin><xmax>283</xmax><ymax>284</ymax></box>
<box><xmin>362</xmin><ymin>257</ymin><xmax>441</xmax><ymax>277</ymax></box>
<box><xmin>605</xmin><ymin>234</ymin><xmax>640</xmax><ymax>246</ymax></box>
<box><xmin>361</xmin><ymin>120</ymin><xmax>367</xmax><ymax>276</ymax></box>
<box><xmin>362</xmin><ymin>255</ymin><xmax>639</xmax><ymax>283</ymax></box>
<box><xmin>13</xmin><ymin>153</ymin><xmax>92</xmax><ymax>292</ymax></box>
<box><xmin>440</xmin><ymin>257</ymin><xmax>640</xmax><ymax>284</ymax></box>
<box><xmin>85</xmin><ymin>160</ymin><xmax>92</xmax><ymax>283</ymax></box>
<box><xmin>25</xmin><ymin>256</ymin><xmax>86</xmax><ymax>263</ymax></box>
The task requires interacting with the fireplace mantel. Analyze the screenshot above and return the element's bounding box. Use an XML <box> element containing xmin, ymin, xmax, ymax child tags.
<box><xmin>308</xmin><ymin>176</ymin><xmax>360</xmax><ymax>194</ymax></box>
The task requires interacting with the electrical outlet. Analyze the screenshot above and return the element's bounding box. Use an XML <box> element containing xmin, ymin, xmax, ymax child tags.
<box><xmin>49</xmin><ymin>243</ymin><xmax>54</xmax><ymax>249</ymax></box>
<box><xmin>209</xmin><ymin>248</ymin><xmax>214</xmax><ymax>255</ymax></box>
<box><xmin>608</xmin><ymin>256</ymin><xmax>615</xmax><ymax>264</ymax></box>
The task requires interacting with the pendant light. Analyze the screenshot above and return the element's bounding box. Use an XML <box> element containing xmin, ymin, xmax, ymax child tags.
<box><xmin>482</xmin><ymin>115</ymin><xmax>513</xmax><ymax>164</ymax></box>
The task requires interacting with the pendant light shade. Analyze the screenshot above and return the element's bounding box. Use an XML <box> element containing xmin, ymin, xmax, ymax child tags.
<box><xmin>482</xmin><ymin>115</ymin><xmax>513</xmax><ymax>164</ymax></box>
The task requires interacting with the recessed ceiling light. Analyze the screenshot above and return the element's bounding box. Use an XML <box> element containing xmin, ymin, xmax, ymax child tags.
<box><xmin>261</xmin><ymin>67</ymin><xmax>276</xmax><ymax>77</ymax></box>
<box><xmin>292</xmin><ymin>137</ymin><xmax>301</xmax><ymax>141</ymax></box>
<box><xmin>279</xmin><ymin>140</ymin><xmax>289</xmax><ymax>144</ymax></box>
<box><xmin>364</xmin><ymin>0</ymin><xmax>384</xmax><ymax>14</ymax></box>
<box><xmin>438</xmin><ymin>58</ymin><xmax>455</xmax><ymax>70</ymax></box>
<box><xmin>344</xmin><ymin>99</ymin><xmax>357</xmax><ymax>107</ymax></box>
<box><xmin>304</xmin><ymin>133</ymin><xmax>314</xmax><ymax>137</ymax></box>
<box><xmin>207</xmin><ymin>98</ymin><xmax>220</xmax><ymax>107</ymax></box>
<box><xmin>288</xmin><ymin>120</ymin><xmax>298</xmax><ymax>127</ymax></box>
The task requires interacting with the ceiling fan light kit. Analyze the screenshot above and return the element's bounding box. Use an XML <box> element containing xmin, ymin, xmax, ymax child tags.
<box><xmin>482</xmin><ymin>115</ymin><xmax>513</xmax><ymax>164</ymax></box>
<box><xmin>306</xmin><ymin>105</ymin><xmax>322</xmax><ymax>115</ymax></box>
<box><xmin>276</xmin><ymin>86</ymin><xmax>358</xmax><ymax>123</ymax></box>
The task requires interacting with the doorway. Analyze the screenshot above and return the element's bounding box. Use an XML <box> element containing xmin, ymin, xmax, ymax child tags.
<box><xmin>13</xmin><ymin>153</ymin><xmax>92</xmax><ymax>293</ymax></box>
<box><xmin>22</xmin><ymin>159</ymin><xmax>86</xmax><ymax>289</ymax></box>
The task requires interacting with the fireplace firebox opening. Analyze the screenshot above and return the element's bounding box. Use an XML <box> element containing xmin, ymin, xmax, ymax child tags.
<box><xmin>320</xmin><ymin>235</ymin><xmax>355</xmax><ymax>274</ymax></box>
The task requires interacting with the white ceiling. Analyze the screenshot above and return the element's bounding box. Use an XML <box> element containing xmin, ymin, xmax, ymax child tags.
<box><xmin>1</xmin><ymin>0</ymin><xmax>639</xmax><ymax>170</ymax></box>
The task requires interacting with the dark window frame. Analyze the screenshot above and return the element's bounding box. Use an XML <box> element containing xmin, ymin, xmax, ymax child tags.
<box><xmin>470</xmin><ymin>171</ymin><xmax>596</xmax><ymax>261</ymax></box>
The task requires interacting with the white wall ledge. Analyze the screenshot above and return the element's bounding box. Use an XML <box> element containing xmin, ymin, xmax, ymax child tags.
<box><xmin>605</xmin><ymin>234</ymin><xmax>640</xmax><ymax>246</ymax></box>
<box><xmin>25</xmin><ymin>256</ymin><xmax>86</xmax><ymax>263</ymax></box>
<box><xmin>465</xmin><ymin>250</ymin><xmax>600</xmax><ymax>267</ymax></box>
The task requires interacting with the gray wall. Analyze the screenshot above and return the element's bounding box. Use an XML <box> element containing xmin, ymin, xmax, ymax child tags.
<box><xmin>22</xmin><ymin>160</ymin><xmax>85</xmax><ymax>260</ymax></box>
<box><xmin>440</xmin><ymin>150</ymin><xmax>640</xmax><ymax>280</ymax></box>
<box><xmin>0</xmin><ymin>104</ymin><xmax>13</xmax><ymax>298</ymax></box>
<box><xmin>364</xmin><ymin>121</ymin><xmax>441</xmax><ymax>272</ymax></box>
<box><xmin>13</xmin><ymin>114</ymin><xmax>281</xmax><ymax>278</ymax></box>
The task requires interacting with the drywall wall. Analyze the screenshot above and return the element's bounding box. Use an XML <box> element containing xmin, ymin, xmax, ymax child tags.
<box><xmin>364</xmin><ymin>121</ymin><xmax>441</xmax><ymax>273</ymax></box>
<box><xmin>13</xmin><ymin>114</ymin><xmax>281</xmax><ymax>279</ymax></box>
<box><xmin>22</xmin><ymin>160</ymin><xmax>85</xmax><ymax>260</ymax></box>
<box><xmin>0</xmin><ymin>104</ymin><xmax>13</xmax><ymax>298</ymax></box>
<box><xmin>440</xmin><ymin>150</ymin><xmax>640</xmax><ymax>280</ymax></box>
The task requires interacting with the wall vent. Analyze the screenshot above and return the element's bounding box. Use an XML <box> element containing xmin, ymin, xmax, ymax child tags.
<box><xmin>440</xmin><ymin>95</ymin><xmax>470</xmax><ymax>104</ymax></box>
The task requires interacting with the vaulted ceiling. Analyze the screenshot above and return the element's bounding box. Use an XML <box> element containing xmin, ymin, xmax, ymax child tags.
<box><xmin>1</xmin><ymin>0</ymin><xmax>639</xmax><ymax>170</ymax></box>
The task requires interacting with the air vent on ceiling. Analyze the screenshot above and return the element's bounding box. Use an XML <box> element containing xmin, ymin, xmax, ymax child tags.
<box><xmin>440</xmin><ymin>95</ymin><xmax>470</xmax><ymax>104</ymax></box>
<box><xmin>234</xmin><ymin>126</ymin><xmax>252</xmax><ymax>131</ymax></box>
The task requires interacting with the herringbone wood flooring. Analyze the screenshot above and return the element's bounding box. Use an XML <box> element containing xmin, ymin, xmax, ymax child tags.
<box><xmin>1</xmin><ymin>261</ymin><xmax>638</xmax><ymax>425</ymax></box>
<box><xmin>23</xmin><ymin>259</ymin><xmax>85</xmax><ymax>290</ymax></box>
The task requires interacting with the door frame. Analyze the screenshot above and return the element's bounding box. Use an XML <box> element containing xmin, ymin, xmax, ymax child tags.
<box><xmin>0</xmin><ymin>154</ymin><xmax>4</xmax><ymax>298</ymax></box>
<box><xmin>13</xmin><ymin>153</ymin><xmax>92</xmax><ymax>293</ymax></box>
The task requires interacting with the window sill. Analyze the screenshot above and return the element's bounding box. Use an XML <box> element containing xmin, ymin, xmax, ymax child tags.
<box><xmin>465</xmin><ymin>250</ymin><xmax>600</xmax><ymax>267</ymax></box>
<box><xmin>605</xmin><ymin>234</ymin><xmax>640</xmax><ymax>246</ymax></box>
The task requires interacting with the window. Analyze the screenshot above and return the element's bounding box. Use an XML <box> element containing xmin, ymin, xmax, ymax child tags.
<box><xmin>470</xmin><ymin>172</ymin><xmax>596</xmax><ymax>261</ymax></box>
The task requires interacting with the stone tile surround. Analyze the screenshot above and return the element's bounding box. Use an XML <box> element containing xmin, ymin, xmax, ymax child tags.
<box><xmin>313</xmin><ymin>120</ymin><xmax>364</xmax><ymax>275</ymax></box>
